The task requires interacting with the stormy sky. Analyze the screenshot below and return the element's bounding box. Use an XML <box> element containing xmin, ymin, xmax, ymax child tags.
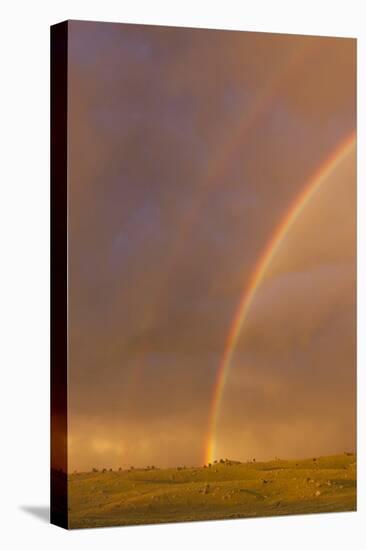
<box><xmin>67</xmin><ymin>20</ymin><xmax>356</xmax><ymax>471</ymax></box>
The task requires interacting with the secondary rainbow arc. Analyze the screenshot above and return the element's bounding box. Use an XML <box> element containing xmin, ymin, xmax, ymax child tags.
<box><xmin>204</xmin><ymin>132</ymin><xmax>356</xmax><ymax>465</ymax></box>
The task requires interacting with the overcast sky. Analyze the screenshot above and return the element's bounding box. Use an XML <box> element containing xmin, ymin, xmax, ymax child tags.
<box><xmin>67</xmin><ymin>20</ymin><xmax>356</xmax><ymax>471</ymax></box>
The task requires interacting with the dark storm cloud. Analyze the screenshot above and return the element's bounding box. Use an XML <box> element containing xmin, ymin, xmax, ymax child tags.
<box><xmin>67</xmin><ymin>20</ymin><xmax>355</xmax><ymax>469</ymax></box>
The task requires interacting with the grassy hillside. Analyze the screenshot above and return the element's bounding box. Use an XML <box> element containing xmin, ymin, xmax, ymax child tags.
<box><xmin>68</xmin><ymin>453</ymin><xmax>356</xmax><ymax>529</ymax></box>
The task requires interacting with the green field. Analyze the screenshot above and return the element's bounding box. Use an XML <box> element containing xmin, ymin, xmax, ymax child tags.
<box><xmin>68</xmin><ymin>454</ymin><xmax>356</xmax><ymax>528</ymax></box>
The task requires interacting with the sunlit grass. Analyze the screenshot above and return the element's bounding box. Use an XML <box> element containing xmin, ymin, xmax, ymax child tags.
<box><xmin>68</xmin><ymin>453</ymin><xmax>356</xmax><ymax>528</ymax></box>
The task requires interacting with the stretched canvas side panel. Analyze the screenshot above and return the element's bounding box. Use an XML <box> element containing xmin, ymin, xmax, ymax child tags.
<box><xmin>50</xmin><ymin>20</ymin><xmax>69</xmax><ymax>529</ymax></box>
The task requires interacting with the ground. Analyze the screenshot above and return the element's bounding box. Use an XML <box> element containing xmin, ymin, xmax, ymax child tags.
<box><xmin>68</xmin><ymin>453</ymin><xmax>356</xmax><ymax>529</ymax></box>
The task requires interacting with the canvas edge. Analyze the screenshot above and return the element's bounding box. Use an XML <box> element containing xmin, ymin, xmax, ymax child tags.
<box><xmin>50</xmin><ymin>19</ymin><xmax>69</xmax><ymax>530</ymax></box>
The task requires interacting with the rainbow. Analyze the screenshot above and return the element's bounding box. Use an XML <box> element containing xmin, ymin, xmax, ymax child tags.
<box><xmin>124</xmin><ymin>42</ymin><xmax>316</xmax><ymax>400</ymax></box>
<box><xmin>204</xmin><ymin>132</ymin><xmax>356</xmax><ymax>465</ymax></box>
